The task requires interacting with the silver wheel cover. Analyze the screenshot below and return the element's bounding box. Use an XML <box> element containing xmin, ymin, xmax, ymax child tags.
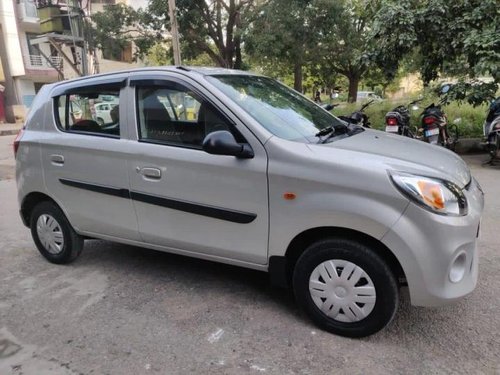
<box><xmin>309</xmin><ymin>259</ymin><xmax>376</xmax><ymax>323</ymax></box>
<box><xmin>36</xmin><ymin>214</ymin><xmax>65</xmax><ymax>254</ymax></box>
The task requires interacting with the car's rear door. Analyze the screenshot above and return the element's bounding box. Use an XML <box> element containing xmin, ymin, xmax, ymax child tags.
<box><xmin>123</xmin><ymin>73</ymin><xmax>269</xmax><ymax>265</ymax></box>
<box><xmin>41</xmin><ymin>74</ymin><xmax>140</xmax><ymax>240</ymax></box>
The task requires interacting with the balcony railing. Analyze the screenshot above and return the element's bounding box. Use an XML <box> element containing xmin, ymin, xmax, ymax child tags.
<box><xmin>18</xmin><ymin>0</ymin><xmax>39</xmax><ymax>21</ymax></box>
<box><xmin>25</xmin><ymin>54</ymin><xmax>63</xmax><ymax>70</ymax></box>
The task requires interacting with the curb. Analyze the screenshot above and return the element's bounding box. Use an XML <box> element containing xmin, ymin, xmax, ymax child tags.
<box><xmin>455</xmin><ymin>138</ymin><xmax>485</xmax><ymax>155</ymax></box>
<box><xmin>0</xmin><ymin>129</ymin><xmax>21</xmax><ymax>137</ymax></box>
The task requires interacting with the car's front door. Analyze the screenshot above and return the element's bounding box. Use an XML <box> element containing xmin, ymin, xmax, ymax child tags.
<box><xmin>124</xmin><ymin>75</ymin><xmax>269</xmax><ymax>265</ymax></box>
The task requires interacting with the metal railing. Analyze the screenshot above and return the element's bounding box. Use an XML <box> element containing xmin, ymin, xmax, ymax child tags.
<box><xmin>26</xmin><ymin>55</ymin><xmax>63</xmax><ymax>69</ymax></box>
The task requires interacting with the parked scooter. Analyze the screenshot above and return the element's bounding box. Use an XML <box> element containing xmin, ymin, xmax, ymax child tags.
<box><xmin>385</xmin><ymin>99</ymin><xmax>423</xmax><ymax>137</ymax></box>
<box><xmin>483</xmin><ymin>97</ymin><xmax>500</xmax><ymax>162</ymax></box>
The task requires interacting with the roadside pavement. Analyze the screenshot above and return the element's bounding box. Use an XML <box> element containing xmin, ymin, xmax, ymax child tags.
<box><xmin>0</xmin><ymin>123</ymin><xmax>23</xmax><ymax>137</ymax></box>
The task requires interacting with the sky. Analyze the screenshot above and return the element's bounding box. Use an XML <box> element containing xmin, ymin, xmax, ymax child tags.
<box><xmin>127</xmin><ymin>0</ymin><xmax>148</xmax><ymax>9</ymax></box>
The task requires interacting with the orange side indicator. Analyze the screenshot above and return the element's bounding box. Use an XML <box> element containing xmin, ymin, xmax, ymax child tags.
<box><xmin>283</xmin><ymin>192</ymin><xmax>297</xmax><ymax>200</ymax></box>
<box><xmin>417</xmin><ymin>181</ymin><xmax>445</xmax><ymax>210</ymax></box>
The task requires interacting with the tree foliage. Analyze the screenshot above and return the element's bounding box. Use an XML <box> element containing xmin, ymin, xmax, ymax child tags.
<box><xmin>372</xmin><ymin>0</ymin><xmax>500</xmax><ymax>105</ymax></box>
<box><xmin>91</xmin><ymin>0</ymin><xmax>255</xmax><ymax>68</ymax></box>
<box><xmin>316</xmin><ymin>0</ymin><xmax>383</xmax><ymax>102</ymax></box>
<box><xmin>246</xmin><ymin>0</ymin><xmax>387</xmax><ymax>101</ymax></box>
<box><xmin>146</xmin><ymin>0</ymin><xmax>255</xmax><ymax>68</ymax></box>
<box><xmin>245</xmin><ymin>0</ymin><xmax>342</xmax><ymax>92</ymax></box>
<box><xmin>90</xmin><ymin>4</ymin><xmax>159</xmax><ymax>60</ymax></box>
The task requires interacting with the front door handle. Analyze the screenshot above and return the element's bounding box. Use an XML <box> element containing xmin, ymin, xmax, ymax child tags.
<box><xmin>50</xmin><ymin>154</ymin><xmax>64</xmax><ymax>165</ymax></box>
<box><xmin>137</xmin><ymin>167</ymin><xmax>161</xmax><ymax>179</ymax></box>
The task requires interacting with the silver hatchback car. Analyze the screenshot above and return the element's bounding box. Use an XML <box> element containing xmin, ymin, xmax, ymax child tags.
<box><xmin>15</xmin><ymin>67</ymin><xmax>484</xmax><ymax>337</ymax></box>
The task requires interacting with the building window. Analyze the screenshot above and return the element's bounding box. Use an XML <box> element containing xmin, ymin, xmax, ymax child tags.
<box><xmin>102</xmin><ymin>41</ymin><xmax>133</xmax><ymax>63</ymax></box>
<box><xmin>26</xmin><ymin>33</ymin><xmax>40</xmax><ymax>56</ymax></box>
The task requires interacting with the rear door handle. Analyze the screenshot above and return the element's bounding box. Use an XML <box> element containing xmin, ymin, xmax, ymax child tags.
<box><xmin>50</xmin><ymin>154</ymin><xmax>64</xmax><ymax>165</ymax></box>
<box><xmin>137</xmin><ymin>167</ymin><xmax>161</xmax><ymax>179</ymax></box>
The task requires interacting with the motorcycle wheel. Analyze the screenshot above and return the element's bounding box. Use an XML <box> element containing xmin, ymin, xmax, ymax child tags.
<box><xmin>490</xmin><ymin>133</ymin><xmax>500</xmax><ymax>159</ymax></box>
<box><xmin>446</xmin><ymin>124</ymin><xmax>459</xmax><ymax>151</ymax></box>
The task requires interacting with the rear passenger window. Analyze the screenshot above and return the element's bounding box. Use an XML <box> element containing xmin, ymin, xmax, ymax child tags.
<box><xmin>136</xmin><ymin>83</ymin><xmax>234</xmax><ymax>148</ymax></box>
<box><xmin>55</xmin><ymin>84</ymin><xmax>121</xmax><ymax>137</ymax></box>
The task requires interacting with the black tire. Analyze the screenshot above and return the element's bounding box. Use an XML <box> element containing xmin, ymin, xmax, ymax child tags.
<box><xmin>293</xmin><ymin>238</ymin><xmax>399</xmax><ymax>338</ymax></box>
<box><xmin>30</xmin><ymin>201</ymin><xmax>84</xmax><ymax>264</ymax></box>
<box><xmin>97</xmin><ymin>117</ymin><xmax>104</xmax><ymax>126</ymax></box>
<box><xmin>489</xmin><ymin>133</ymin><xmax>499</xmax><ymax>159</ymax></box>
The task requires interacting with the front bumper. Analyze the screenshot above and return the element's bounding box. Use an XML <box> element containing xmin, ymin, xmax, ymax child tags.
<box><xmin>381</xmin><ymin>177</ymin><xmax>484</xmax><ymax>307</ymax></box>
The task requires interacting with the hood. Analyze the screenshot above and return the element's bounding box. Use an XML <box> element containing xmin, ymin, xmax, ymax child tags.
<box><xmin>318</xmin><ymin>129</ymin><xmax>471</xmax><ymax>188</ymax></box>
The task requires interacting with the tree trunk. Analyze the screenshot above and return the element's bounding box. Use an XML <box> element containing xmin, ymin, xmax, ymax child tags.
<box><xmin>233</xmin><ymin>44</ymin><xmax>242</xmax><ymax>69</ymax></box>
<box><xmin>293</xmin><ymin>63</ymin><xmax>303</xmax><ymax>92</ymax></box>
<box><xmin>347</xmin><ymin>75</ymin><xmax>360</xmax><ymax>103</ymax></box>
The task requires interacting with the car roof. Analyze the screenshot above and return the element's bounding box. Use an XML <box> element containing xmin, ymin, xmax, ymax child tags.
<box><xmin>49</xmin><ymin>66</ymin><xmax>259</xmax><ymax>91</ymax></box>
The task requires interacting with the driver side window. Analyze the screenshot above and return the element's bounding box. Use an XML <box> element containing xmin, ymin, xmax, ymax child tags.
<box><xmin>136</xmin><ymin>82</ymin><xmax>233</xmax><ymax>148</ymax></box>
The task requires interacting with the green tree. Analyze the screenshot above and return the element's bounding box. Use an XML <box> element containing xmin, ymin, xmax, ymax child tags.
<box><xmin>315</xmin><ymin>0</ymin><xmax>384</xmax><ymax>102</ymax></box>
<box><xmin>372</xmin><ymin>0</ymin><xmax>500</xmax><ymax>105</ymax></box>
<box><xmin>147</xmin><ymin>0</ymin><xmax>255</xmax><ymax>68</ymax></box>
<box><xmin>90</xmin><ymin>4</ymin><xmax>159</xmax><ymax>61</ymax></box>
<box><xmin>92</xmin><ymin>0</ymin><xmax>255</xmax><ymax>69</ymax></box>
<box><xmin>245</xmin><ymin>0</ymin><xmax>342</xmax><ymax>92</ymax></box>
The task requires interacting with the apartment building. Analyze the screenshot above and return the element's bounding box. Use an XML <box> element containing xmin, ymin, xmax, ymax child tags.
<box><xmin>0</xmin><ymin>0</ymin><xmax>61</xmax><ymax>122</ymax></box>
<box><xmin>0</xmin><ymin>0</ymin><xmax>143</xmax><ymax>123</ymax></box>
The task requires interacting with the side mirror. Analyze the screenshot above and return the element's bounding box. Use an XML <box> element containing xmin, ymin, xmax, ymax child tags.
<box><xmin>202</xmin><ymin>130</ymin><xmax>254</xmax><ymax>159</ymax></box>
<box><xmin>441</xmin><ymin>84</ymin><xmax>451</xmax><ymax>94</ymax></box>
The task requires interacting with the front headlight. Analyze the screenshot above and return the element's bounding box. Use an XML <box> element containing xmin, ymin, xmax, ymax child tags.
<box><xmin>390</xmin><ymin>172</ymin><xmax>467</xmax><ymax>216</ymax></box>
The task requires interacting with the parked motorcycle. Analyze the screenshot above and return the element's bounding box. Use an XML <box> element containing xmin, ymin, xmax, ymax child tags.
<box><xmin>321</xmin><ymin>101</ymin><xmax>372</xmax><ymax>128</ymax></box>
<box><xmin>385</xmin><ymin>99</ymin><xmax>423</xmax><ymax>137</ymax></box>
<box><xmin>419</xmin><ymin>103</ymin><xmax>458</xmax><ymax>150</ymax></box>
<box><xmin>338</xmin><ymin>99</ymin><xmax>374</xmax><ymax>128</ymax></box>
<box><xmin>418</xmin><ymin>85</ymin><xmax>458</xmax><ymax>150</ymax></box>
<box><xmin>483</xmin><ymin>97</ymin><xmax>500</xmax><ymax>162</ymax></box>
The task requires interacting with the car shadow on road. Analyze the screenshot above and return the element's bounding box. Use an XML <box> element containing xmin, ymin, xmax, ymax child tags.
<box><xmin>75</xmin><ymin>239</ymin><xmax>308</xmax><ymax>323</ymax></box>
<box><xmin>68</xmin><ymin>239</ymin><xmax>474</xmax><ymax>342</ymax></box>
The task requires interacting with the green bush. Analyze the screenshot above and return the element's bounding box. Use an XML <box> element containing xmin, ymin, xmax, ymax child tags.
<box><xmin>330</xmin><ymin>99</ymin><xmax>487</xmax><ymax>138</ymax></box>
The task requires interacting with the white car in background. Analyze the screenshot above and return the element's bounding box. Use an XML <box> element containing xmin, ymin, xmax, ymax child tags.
<box><xmin>357</xmin><ymin>91</ymin><xmax>383</xmax><ymax>102</ymax></box>
<box><xmin>94</xmin><ymin>102</ymin><xmax>117</xmax><ymax>125</ymax></box>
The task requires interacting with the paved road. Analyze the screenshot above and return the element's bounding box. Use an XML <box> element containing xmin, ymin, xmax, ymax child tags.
<box><xmin>1</xmin><ymin>138</ymin><xmax>499</xmax><ymax>374</ymax></box>
<box><xmin>0</xmin><ymin>135</ymin><xmax>15</xmax><ymax>181</ymax></box>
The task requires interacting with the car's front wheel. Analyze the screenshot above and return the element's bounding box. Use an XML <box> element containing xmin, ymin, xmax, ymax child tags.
<box><xmin>293</xmin><ymin>238</ymin><xmax>399</xmax><ymax>338</ymax></box>
<box><xmin>30</xmin><ymin>201</ymin><xmax>84</xmax><ymax>264</ymax></box>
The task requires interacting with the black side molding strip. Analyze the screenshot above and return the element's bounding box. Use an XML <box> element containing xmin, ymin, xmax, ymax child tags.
<box><xmin>59</xmin><ymin>179</ymin><xmax>129</xmax><ymax>198</ymax></box>
<box><xmin>58</xmin><ymin>179</ymin><xmax>256</xmax><ymax>224</ymax></box>
<box><xmin>130</xmin><ymin>191</ymin><xmax>256</xmax><ymax>224</ymax></box>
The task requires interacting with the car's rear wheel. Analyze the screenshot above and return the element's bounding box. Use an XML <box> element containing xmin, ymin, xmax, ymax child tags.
<box><xmin>293</xmin><ymin>238</ymin><xmax>399</xmax><ymax>338</ymax></box>
<box><xmin>30</xmin><ymin>201</ymin><xmax>83</xmax><ymax>264</ymax></box>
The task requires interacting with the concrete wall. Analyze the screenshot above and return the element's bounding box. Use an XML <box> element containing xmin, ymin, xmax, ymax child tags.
<box><xmin>0</xmin><ymin>1</ymin><xmax>24</xmax><ymax>123</ymax></box>
<box><xmin>0</xmin><ymin>0</ymin><xmax>26</xmax><ymax>78</ymax></box>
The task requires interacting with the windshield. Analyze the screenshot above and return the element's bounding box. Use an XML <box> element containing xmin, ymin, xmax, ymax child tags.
<box><xmin>206</xmin><ymin>75</ymin><xmax>345</xmax><ymax>142</ymax></box>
